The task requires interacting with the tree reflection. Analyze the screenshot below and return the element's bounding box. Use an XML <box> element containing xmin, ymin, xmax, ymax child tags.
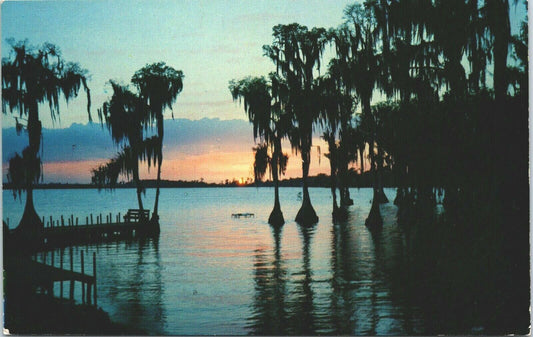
<box><xmin>287</xmin><ymin>224</ymin><xmax>317</xmax><ymax>335</ymax></box>
<box><xmin>103</xmin><ymin>237</ymin><xmax>165</xmax><ymax>334</ymax></box>
<box><xmin>248</xmin><ymin>225</ymin><xmax>288</xmax><ymax>335</ymax></box>
<box><xmin>328</xmin><ymin>217</ymin><xmax>357</xmax><ymax>334</ymax></box>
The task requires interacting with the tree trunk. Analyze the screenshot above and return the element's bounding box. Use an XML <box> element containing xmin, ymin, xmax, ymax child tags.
<box><xmin>17</xmin><ymin>104</ymin><xmax>42</xmax><ymax>234</ymax></box>
<box><xmin>326</xmin><ymin>135</ymin><xmax>342</xmax><ymax>220</ymax></box>
<box><xmin>152</xmin><ymin>155</ymin><xmax>162</xmax><ymax>219</ymax></box>
<box><xmin>269</xmin><ymin>140</ymin><xmax>284</xmax><ymax>226</ymax></box>
<box><xmin>295</xmin><ymin>138</ymin><xmax>318</xmax><ymax>224</ymax></box>
<box><xmin>338</xmin><ymin>144</ymin><xmax>352</xmax><ymax>207</ymax></box>
<box><xmin>133</xmin><ymin>166</ymin><xmax>144</xmax><ymax>211</ymax></box>
<box><xmin>375</xmin><ymin>145</ymin><xmax>389</xmax><ymax>204</ymax></box>
<box><xmin>17</xmin><ymin>188</ymin><xmax>42</xmax><ymax>234</ymax></box>
<box><xmin>338</xmin><ymin>119</ymin><xmax>353</xmax><ymax>207</ymax></box>
<box><xmin>152</xmin><ymin>113</ymin><xmax>164</xmax><ymax>226</ymax></box>
<box><xmin>492</xmin><ymin>0</ymin><xmax>510</xmax><ymax>104</ymax></box>
<box><xmin>365</xmin><ymin>141</ymin><xmax>383</xmax><ymax>230</ymax></box>
<box><xmin>363</xmin><ymin>98</ymin><xmax>383</xmax><ymax>229</ymax></box>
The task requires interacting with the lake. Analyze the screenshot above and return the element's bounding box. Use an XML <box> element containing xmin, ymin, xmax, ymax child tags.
<box><xmin>0</xmin><ymin>187</ymin><xmax>510</xmax><ymax>334</ymax></box>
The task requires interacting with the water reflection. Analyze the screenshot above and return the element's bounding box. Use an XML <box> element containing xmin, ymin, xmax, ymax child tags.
<box><xmin>287</xmin><ymin>224</ymin><xmax>317</xmax><ymax>335</ymax></box>
<box><xmin>101</xmin><ymin>237</ymin><xmax>165</xmax><ymax>334</ymax></box>
<box><xmin>329</xmin><ymin>216</ymin><xmax>357</xmax><ymax>334</ymax></box>
<box><xmin>248</xmin><ymin>204</ymin><xmax>429</xmax><ymax>336</ymax></box>
<box><xmin>248</xmin><ymin>226</ymin><xmax>288</xmax><ymax>335</ymax></box>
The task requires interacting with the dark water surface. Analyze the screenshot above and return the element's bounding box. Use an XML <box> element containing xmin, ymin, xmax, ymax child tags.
<box><xmin>1</xmin><ymin>187</ymin><xmax>521</xmax><ymax>335</ymax></box>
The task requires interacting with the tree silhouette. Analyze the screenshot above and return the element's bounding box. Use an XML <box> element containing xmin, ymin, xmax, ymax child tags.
<box><xmin>2</xmin><ymin>40</ymin><xmax>91</xmax><ymax>234</ymax></box>
<box><xmin>230</xmin><ymin>75</ymin><xmax>290</xmax><ymax>225</ymax></box>
<box><xmin>264</xmin><ymin>23</ymin><xmax>328</xmax><ymax>225</ymax></box>
<box><xmin>316</xmin><ymin>70</ymin><xmax>358</xmax><ymax>219</ymax></box>
<box><xmin>92</xmin><ymin>81</ymin><xmax>149</xmax><ymax>211</ymax></box>
<box><xmin>131</xmin><ymin>62</ymin><xmax>184</xmax><ymax>224</ymax></box>
<box><xmin>340</xmin><ymin>3</ymin><xmax>388</xmax><ymax>229</ymax></box>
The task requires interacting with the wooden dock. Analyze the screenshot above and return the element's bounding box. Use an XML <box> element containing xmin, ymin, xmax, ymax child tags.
<box><xmin>6</xmin><ymin>248</ymin><xmax>98</xmax><ymax>306</ymax></box>
<box><xmin>8</xmin><ymin>209</ymin><xmax>159</xmax><ymax>248</ymax></box>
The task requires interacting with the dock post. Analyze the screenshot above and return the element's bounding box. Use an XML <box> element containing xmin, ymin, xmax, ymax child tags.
<box><xmin>90</xmin><ymin>214</ymin><xmax>93</xmax><ymax>225</ymax></box>
<box><xmin>81</xmin><ymin>250</ymin><xmax>85</xmax><ymax>304</ymax></box>
<box><xmin>86</xmin><ymin>216</ymin><xmax>88</xmax><ymax>225</ymax></box>
<box><xmin>99</xmin><ymin>213</ymin><xmax>103</xmax><ymax>224</ymax></box>
<box><xmin>71</xmin><ymin>214</ymin><xmax>74</xmax><ymax>227</ymax></box>
<box><xmin>93</xmin><ymin>252</ymin><xmax>97</xmax><ymax>306</ymax></box>
<box><xmin>50</xmin><ymin>216</ymin><xmax>53</xmax><ymax>228</ymax></box>
<box><xmin>42</xmin><ymin>216</ymin><xmax>45</xmax><ymax>226</ymax></box>
<box><xmin>61</xmin><ymin>215</ymin><xmax>64</xmax><ymax>227</ymax></box>
<box><xmin>50</xmin><ymin>251</ymin><xmax>55</xmax><ymax>297</ymax></box>
<box><xmin>69</xmin><ymin>247</ymin><xmax>74</xmax><ymax>300</ymax></box>
<box><xmin>76</xmin><ymin>217</ymin><xmax>79</xmax><ymax>226</ymax></box>
<box><xmin>109</xmin><ymin>213</ymin><xmax>112</xmax><ymax>224</ymax></box>
<box><xmin>87</xmin><ymin>281</ymin><xmax>92</xmax><ymax>305</ymax></box>
<box><xmin>60</xmin><ymin>248</ymin><xmax>64</xmax><ymax>299</ymax></box>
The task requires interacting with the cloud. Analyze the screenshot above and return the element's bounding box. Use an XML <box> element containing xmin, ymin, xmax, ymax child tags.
<box><xmin>2</xmin><ymin>117</ymin><xmax>333</xmax><ymax>183</ymax></box>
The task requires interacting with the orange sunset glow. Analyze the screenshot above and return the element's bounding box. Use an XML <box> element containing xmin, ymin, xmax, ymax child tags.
<box><xmin>2</xmin><ymin>134</ymin><xmax>341</xmax><ymax>184</ymax></box>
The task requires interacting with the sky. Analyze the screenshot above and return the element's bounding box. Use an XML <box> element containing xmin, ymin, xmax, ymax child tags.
<box><xmin>1</xmin><ymin>0</ymin><xmax>528</xmax><ymax>183</ymax></box>
<box><xmin>1</xmin><ymin>0</ymin><xmax>357</xmax><ymax>183</ymax></box>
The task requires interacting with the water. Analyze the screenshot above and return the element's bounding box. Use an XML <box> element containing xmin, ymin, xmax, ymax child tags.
<box><xmin>0</xmin><ymin>187</ymin><xmax>504</xmax><ymax>334</ymax></box>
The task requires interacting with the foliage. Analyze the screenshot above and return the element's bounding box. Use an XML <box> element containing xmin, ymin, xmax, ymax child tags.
<box><xmin>2</xmin><ymin>40</ymin><xmax>91</xmax><ymax>202</ymax></box>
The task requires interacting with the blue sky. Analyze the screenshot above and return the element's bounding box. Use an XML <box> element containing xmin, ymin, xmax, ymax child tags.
<box><xmin>1</xmin><ymin>0</ymin><xmax>353</xmax><ymax>129</ymax></box>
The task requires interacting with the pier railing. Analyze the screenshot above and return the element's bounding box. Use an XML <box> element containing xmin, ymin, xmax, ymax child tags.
<box><xmin>3</xmin><ymin>210</ymin><xmax>157</xmax><ymax>248</ymax></box>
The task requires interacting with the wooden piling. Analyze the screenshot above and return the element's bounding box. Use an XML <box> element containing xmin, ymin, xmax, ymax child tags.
<box><xmin>70</xmin><ymin>214</ymin><xmax>74</xmax><ymax>227</ymax></box>
<box><xmin>50</xmin><ymin>251</ymin><xmax>55</xmax><ymax>297</ymax></box>
<box><xmin>81</xmin><ymin>250</ymin><xmax>85</xmax><ymax>304</ymax></box>
<box><xmin>86</xmin><ymin>216</ymin><xmax>88</xmax><ymax>225</ymax></box>
<box><xmin>69</xmin><ymin>247</ymin><xmax>74</xmax><ymax>300</ymax></box>
<box><xmin>90</xmin><ymin>214</ymin><xmax>93</xmax><ymax>225</ymax></box>
<box><xmin>61</xmin><ymin>215</ymin><xmax>64</xmax><ymax>227</ymax></box>
<box><xmin>93</xmin><ymin>252</ymin><xmax>97</xmax><ymax>306</ymax></box>
<box><xmin>60</xmin><ymin>248</ymin><xmax>64</xmax><ymax>299</ymax></box>
<box><xmin>50</xmin><ymin>216</ymin><xmax>53</xmax><ymax>228</ymax></box>
<box><xmin>76</xmin><ymin>217</ymin><xmax>79</xmax><ymax>226</ymax></box>
<box><xmin>87</xmin><ymin>281</ymin><xmax>92</xmax><ymax>305</ymax></box>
